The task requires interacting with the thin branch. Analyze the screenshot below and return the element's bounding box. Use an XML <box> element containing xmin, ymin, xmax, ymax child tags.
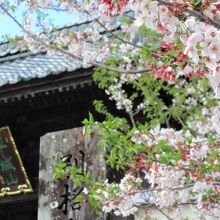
<box><xmin>0</xmin><ymin>4</ymin><xmax>150</xmax><ymax>75</ymax></box>
<box><xmin>134</xmin><ymin>203</ymin><xmax>153</xmax><ymax>208</ymax></box>
<box><xmin>135</xmin><ymin>201</ymin><xmax>198</xmax><ymax>210</ymax></box>
<box><xmin>75</xmin><ymin>4</ymin><xmax>146</xmax><ymax>50</ymax></box>
<box><xmin>34</xmin><ymin>5</ymin><xmax>70</xmax><ymax>12</ymax></box>
<box><xmin>156</xmin><ymin>0</ymin><xmax>220</xmax><ymax>29</ymax></box>
<box><xmin>155</xmin><ymin>206</ymin><xmax>174</xmax><ymax>220</ymax></box>
<box><xmin>129</xmin><ymin>112</ymin><xmax>136</xmax><ymax>128</ymax></box>
<box><xmin>133</xmin><ymin>102</ymin><xmax>148</xmax><ymax>116</ymax></box>
<box><xmin>22</xmin><ymin>3</ymin><xmax>145</xmax><ymax>49</ymax></box>
<box><xmin>93</xmin><ymin>17</ymin><xmax>144</xmax><ymax>49</ymax></box>
<box><xmin>122</xmin><ymin>12</ymin><xmax>135</xmax><ymax>20</ymax></box>
<box><xmin>77</xmin><ymin>4</ymin><xmax>144</xmax><ymax>49</ymax></box>
<box><xmin>31</xmin><ymin>3</ymin><xmax>144</xmax><ymax>49</ymax></box>
<box><xmin>176</xmin><ymin>115</ymin><xmax>185</xmax><ymax>127</ymax></box>
<box><xmin>166</xmin><ymin>114</ymin><xmax>171</xmax><ymax>128</ymax></box>
<box><xmin>213</xmin><ymin>182</ymin><xmax>220</xmax><ymax>186</ymax></box>
<box><xmin>129</xmin><ymin>182</ymin><xmax>220</xmax><ymax>195</ymax></box>
<box><xmin>178</xmin><ymin>202</ymin><xmax>197</xmax><ymax>205</ymax></box>
<box><xmin>130</xmin><ymin>184</ymin><xmax>194</xmax><ymax>195</ymax></box>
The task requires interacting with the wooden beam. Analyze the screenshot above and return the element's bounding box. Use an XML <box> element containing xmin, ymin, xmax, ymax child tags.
<box><xmin>0</xmin><ymin>68</ymin><xmax>94</xmax><ymax>102</ymax></box>
<box><xmin>0</xmin><ymin>192</ymin><xmax>38</xmax><ymax>205</ymax></box>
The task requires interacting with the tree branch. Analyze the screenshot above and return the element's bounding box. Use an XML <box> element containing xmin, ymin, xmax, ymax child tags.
<box><xmin>176</xmin><ymin>115</ymin><xmax>185</xmax><ymax>127</ymax></box>
<box><xmin>25</xmin><ymin>2</ymin><xmax>144</xmax><ymax>49</ymax></box>
<box><xmin>156</xmin><ymin>0</ymin><xmax>220</xmax><ymax>29</ymax></box>
<box><xmin>155</xmin><ymin>206</ymin><xmax>174</xmax><ymax>220</ymax></box>
<box><xmin>129</xmin><ymin>112</ymin><xmax>136</xmax><ymax>128</ymax></box>
<box><xmin>129</xmin><ymin>182</ymin><xmax>220</xmax><ymax>195</ymax></box>
<box><xmin>166</xmin><ymin>114</ymin><xmax>171</xmax><ymax>128</ymax></box>
<box><xmin>73</xmin><ymin>2</ymin><xmax>145</xmax><ymax>50</ymax></box>
<box><xmin>0</xmin><ymin>4</ymin><xmax>150</xmax><ymax>75</ymax></box>
<box><xmin>93</xmin><ymin>16</ymin><xmax>144</xmax><ymax>49</ymax></box>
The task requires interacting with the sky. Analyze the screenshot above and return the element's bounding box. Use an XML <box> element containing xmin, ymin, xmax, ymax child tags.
<box><xmin>0</xmin><ymin>4</ymin><xmax>80</xmax><ymax>40</ymax></box>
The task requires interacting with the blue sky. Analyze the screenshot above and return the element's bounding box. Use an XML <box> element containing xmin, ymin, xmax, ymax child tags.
<box><xmin>0</xmin><ymin>4</ymin><xmax>80</xmax><ymax>40</ymax></box>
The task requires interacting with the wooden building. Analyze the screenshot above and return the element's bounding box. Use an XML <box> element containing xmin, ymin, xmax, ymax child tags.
<box><xmin>0</xmin><ymin>20</ymin><xmax>118</xmax><ymax>220</ymax></box>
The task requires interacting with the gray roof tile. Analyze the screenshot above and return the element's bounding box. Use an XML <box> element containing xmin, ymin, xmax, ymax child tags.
<box><xmin>0</xmin><ymin>53</ymin><xmax>93</xmax><ymax>86</ymax></box>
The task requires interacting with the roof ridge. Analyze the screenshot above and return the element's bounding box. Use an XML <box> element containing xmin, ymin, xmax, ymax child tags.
<box><xmin>0</xmin><ymin>51</ymin><xmax>45</xmax><ymax>63</ymax></box>
<box><xmin>0</xmin><ymin>17</ymin><xmax>97</xmax><ymax>46</ymax></box>
<box><xmin>0</xmin><ymin>19</ymin><xmax>94</xmax><ymax>59</ymax></box>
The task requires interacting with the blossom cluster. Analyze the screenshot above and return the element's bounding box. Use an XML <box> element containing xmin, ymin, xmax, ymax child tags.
<box><xmin>5</xmin><ymin>0</ymin><xmax>220</xmax><ymax>98</ymax></box>
<box><xmin>131</xmin><ymin>125</ymin><xmax>220</xmax><ymax>218</ymax></box>
<box><xmin>97</xmin><ymin>0</ymin><xmax>220</xmax><ymax>97</ymax></box>
<box><xmin>99</xmin><ymin>174</ymin><xmax>142</xmax><ymax>216</ymax></box>
<box><xmin>105</xmin><ymin>79</ymin><xmax>133</xmax><ymax>112</ymax></box>
<box><xmin>88</xmin><ymin>73</ymin><xmax>220</xmax><ymax>218</ymax></box>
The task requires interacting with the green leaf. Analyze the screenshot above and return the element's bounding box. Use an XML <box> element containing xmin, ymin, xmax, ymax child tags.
<box><xmin>193</xmin><ymin>0</ymin><xmax>201</xmax><ymax>5</ymax></box>
<box><xmin>73</xmin><ymin>195</ymin><xmax>84</xmax><ymax>203</ymax></box>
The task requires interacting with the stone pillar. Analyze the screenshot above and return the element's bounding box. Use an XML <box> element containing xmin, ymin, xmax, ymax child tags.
<box><xmin>38</xmin><ymin>127</ymin><xmax>106</xmax><ymax>220</ymax></box>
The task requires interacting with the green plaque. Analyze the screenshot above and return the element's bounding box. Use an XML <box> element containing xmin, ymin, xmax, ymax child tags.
<box><xmin>0</xmin><ymin>127</ymin><xmax>32</xmax><ymax>196</ymax></box>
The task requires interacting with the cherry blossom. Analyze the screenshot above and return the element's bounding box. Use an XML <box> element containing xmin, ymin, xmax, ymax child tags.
<box><xmin>3</xmin><ymin>0</ymin><xmax>220</xmax><ymax>219</ymax></box>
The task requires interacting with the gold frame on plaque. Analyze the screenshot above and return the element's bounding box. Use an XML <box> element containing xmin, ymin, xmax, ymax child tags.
<box><xmin>0</xmin><ymin>126</ymin><xmax>33</xmax><ymax>197</ymax></box>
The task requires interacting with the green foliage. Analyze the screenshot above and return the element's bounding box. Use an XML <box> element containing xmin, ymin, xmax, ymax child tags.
<box><xmin>73</xmin><ymin>195</ymin><xmax>84</xmax><ymax>203</ymax></box>
<box><xmin>82</xmin><ymin>112</ymin><xmax>96</xmax><ymax>136</ymax></box>
<box><xmin>87</xmin><ymin>57</ymin><xmax>218</xmax><ymax>172</ymax></box>
<box><xmin>122</xmin><ymin>17</ymin><xmax>133</xmax><ymax>25</ymax></box>
<box><xmin>93</xmin><ymin>100</ymin><xmax>113</xmax><ymax>120</ymax></box>
<box><xmin>193</xmin><ymin>0</ymin><xmax>201</xmax><ymax>6</ymax></box>
<box><xmin>53</xmin><ymin>161</ymin><xmax>67</xmax><ymax>179</ymax></box>
<box><xmin>201</xmin><ymin>189</ymin><xmax>220</xmax><ymax>204</ymax></box>
<box><xmin>138</xmin><ymin>24</ymin><xmax>161</xmax><ymax>38</ymax></box>
<box><xmin>181</xmin><ymin>218</ymin><xmax>189</xmax><ymax>220</ymax></box>
<box><xmin>207</xmin><ymin>133</ymin><xmax>217</xmax><ymax>145</ymax></box>
<box><xmin>53</xmin><ymin>39</ymin><xmax>220</xmax><ymax>214</ymax></box>
<box><xmin>83</xmin><ymin>109</ymin><xmax>141</xmax><ymax>170</ymax></box>
<box><xmin>154</xmin><ymin>140</ymin><xmax>181</xmax><ymax>164</ymax></box>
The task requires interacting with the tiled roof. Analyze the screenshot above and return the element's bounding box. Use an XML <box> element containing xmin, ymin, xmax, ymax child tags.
<box><xmin>0</xmin><ymin>13</ymin><xmax>127</xmax><ymax>87</ymax></box>
<box><xmin>0</xmin><ymin>53</ymin><xmax>91</xmax><ymax>86</ymax></box>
